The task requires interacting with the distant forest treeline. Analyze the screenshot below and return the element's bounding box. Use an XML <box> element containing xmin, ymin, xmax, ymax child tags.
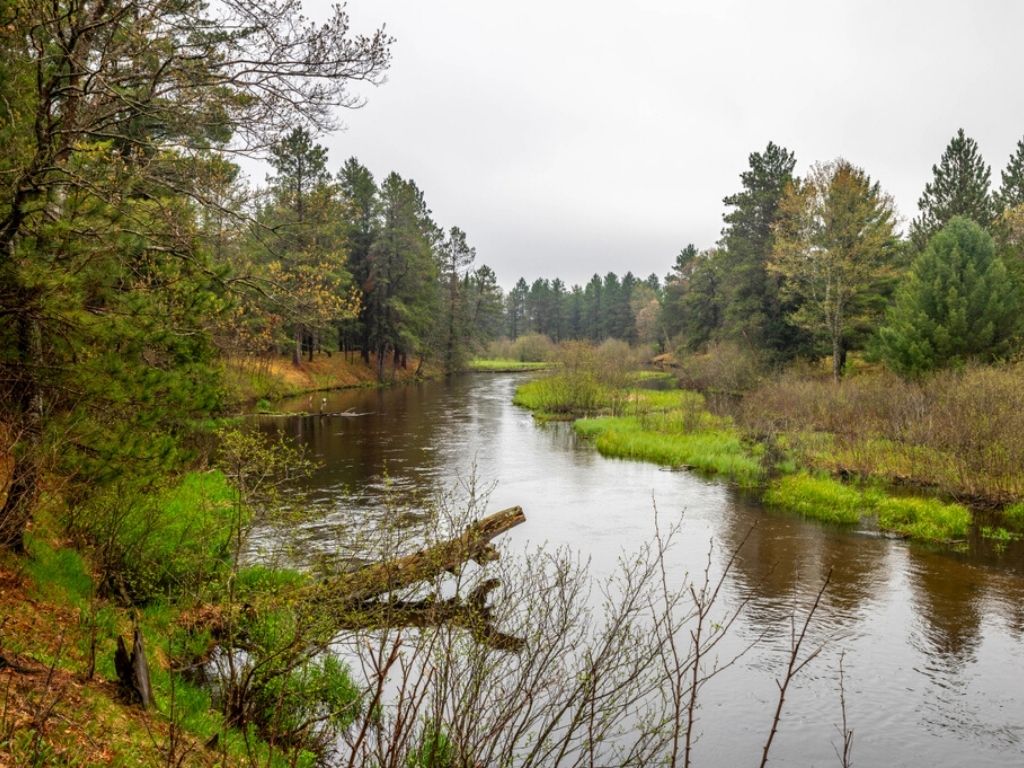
<box><xmin>506</xmin><ymin>131</ymin><xmax>1024</xmax><ymax>380</ymax></box>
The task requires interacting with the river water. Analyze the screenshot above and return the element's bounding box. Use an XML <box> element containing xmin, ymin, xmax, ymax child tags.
<box><xmin>257</xmin><ymin>373</ymin><xmax>1024</xmax><ymax>767</ymax></box>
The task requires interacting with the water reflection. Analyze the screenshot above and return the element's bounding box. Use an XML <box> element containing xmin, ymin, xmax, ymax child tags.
<box><xmin>257</xmin><ymin>374</ymin><xmax>1024</xmax><ymax>767</ymax></box>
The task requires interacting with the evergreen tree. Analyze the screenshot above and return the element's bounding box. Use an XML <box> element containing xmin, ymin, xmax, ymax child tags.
<box><xmin>262</xmin><ymin>128</ymin><xmax>355</xmax><ymax>365</ymax></box>
<box><xmin>996</xmin><ymin>136</ymin><xmax>1024</xmax><ymax>212</ymax></box>
<box><xmin>877</xmin><ymin>217</ymin><xmax>1020</xmax><ymax>375</ymax></box>
<box><xmin>337</xmin><ymin>157</ymin><xmax>379</xmax><ymax>359</ymax></box>
<box><xmin>365</xmin><ymin>173</ymin><xmax>440</xmax><ymax>379</ymax></box>
<box><xmin>466</xmin><ymin>265</ymin><xmax>505</xmax><ymax>342</ymax></box>
<box><xmin>910</xmin><ymin>128</ymin><xmax>994</xmax><ymax>248</ymax></box>
<box><xmin>663</xmin><ymin>246</ymin><xmax>724</xmax><ymax>351</ymax></box>
<box><xmin>718</xmin><ymin>142</ymin><xmax>800</xmax><ymax>357</ymax></box>
<box><xmin>438</xmin><ymin>226</ymin><xmax>476</xmax><ymax>374</ymax></box>
<box><xmin>0</xmin><ymin>0</ymin><xmax>389</xmax><ymax>548</ymax></box>
<box><xmin>506</xmin><ymin>278</ymin><xmax>529</xmax><ymax>339</ymax></box>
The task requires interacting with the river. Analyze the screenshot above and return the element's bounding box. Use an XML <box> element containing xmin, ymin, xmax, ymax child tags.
<box><xmin>256</xmin><ymin>373</ymin><xmax>1024</xmax><ymax>767</ymax></box>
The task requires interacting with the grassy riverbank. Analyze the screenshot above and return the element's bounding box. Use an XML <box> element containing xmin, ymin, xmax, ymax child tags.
<box><xmin>222</xmin><ymin>353</ymin><xmax>430</xmax><ymax>405</ymax></box>
<box><xmin>513</xmin><ymin>372</ymin><xmax>1002</xmax><ymax>543</ymax></box>
<box><xmin>469</xmin><ymin>358</ymin><xmax>551</xmax><ymax>372</ymax></box>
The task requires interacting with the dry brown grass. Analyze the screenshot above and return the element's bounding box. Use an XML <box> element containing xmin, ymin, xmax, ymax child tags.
<box><xmin>739</xmin><ymin>363</ymin><xmax>1024</xmax><ymax>503</ymax></box>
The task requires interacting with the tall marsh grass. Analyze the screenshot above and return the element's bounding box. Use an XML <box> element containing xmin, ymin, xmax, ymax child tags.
<box><xmin>741</xmin><ymin>363</ymin><xmax>1024</xmax><ymax>501</ymax></box>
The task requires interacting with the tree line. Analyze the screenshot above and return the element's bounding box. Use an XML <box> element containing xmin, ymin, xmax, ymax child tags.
<box><xmin>503</xmin><ymin>131</ymin><xmax>1024</xmax><ymax>380</ymax></box>
<box><xmin>662</xmin><ymin>131</ymin><xmax>1023</xmax><ymax>379</ymax></box>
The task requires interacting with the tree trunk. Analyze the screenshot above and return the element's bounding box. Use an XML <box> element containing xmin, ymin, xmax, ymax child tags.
<box><xmin>292</xmin><ymin>325</ymin><xmax>302</xmax><ymax>367</ymax></box>
<box><xmin>320</xmin><ymin>505</ymin><xmax>525</xmax><ymax>604</ymax></box>
<box><xmin>832</xmin><ymin>332</ymin><xmax>843</xmax><ymax>382</ymax></box>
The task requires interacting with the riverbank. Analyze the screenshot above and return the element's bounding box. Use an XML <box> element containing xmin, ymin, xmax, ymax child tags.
<box><xmin>513</xmin><ymin>374</ymin><xmax>1023</xmax><ymax>544</ymax></box>
<box><xmin>221</xmin><ymin>353</ymin><xmax>432</xmax><ymax>406</ymax></box>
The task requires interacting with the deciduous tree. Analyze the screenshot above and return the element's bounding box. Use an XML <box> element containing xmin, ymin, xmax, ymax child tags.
<box><xmin>770</xmin><ymin>160</ymin><xmax>899</xmax><ymax>380</ymax></box>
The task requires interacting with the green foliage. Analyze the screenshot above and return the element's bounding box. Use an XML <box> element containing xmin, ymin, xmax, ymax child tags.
<box><xmin>873</xmin><ymin>495</ymin><xmax>971</xmax><ymax>541</ymax></box>
<box><xmin>877</xmin><ymin>218</ymin><xmax>1021</xmax><ymax>375</ymax></box>
<box><xmin>407</xmin><ymin>724</ymin><xmax>455</xmax><ymax>768</ymax></box>
<box><xmin>250</xmin><ymin>654</ymin><xmax>360</xmax><ymax>747</ymax></box>
<box><xmin>717</xmin><ymin>141</ymin><xmax>806</xmax><ymax>358</ymax></box>
<box><xmin>70</xmin><ymin>471</ymin><xmax>239</xmax><ymax>603</ymax></box>
<box><xmin>911</xmin><ymin>128</ymin><xmax>994</xmax><ymax>247</ymax></box>
<box><xmin>513</xmin><ymin>374</ymin><xmax>609</xmax><ymax>418</ymax></box>
<box><xmin>996</xmin><ymin>135</ymin><xmax>1024</xmax><ymax>212</ymax></box>
<box><xmin>575</xmin><ymin>416</ymin><xmax>763</xmax><ymax>486</ymax></box>
<box><xmin>469</xmin><ymin>359</ymin><xmax>550</xmax><ymax>372</ymax></box>
<box><xmin>770</xmin><ymin>159</ymin><xmax>899</xmax><ymax>379</ymax></box>
<box><xmin>25</xmin><ymin>538</ymin><xmax>94</xmax><ymax>607</ymax></box>
<box><xmin>1003</xmin><ymin>501</ymin><xmax>1024</xmax><ymax>530</ymax></box>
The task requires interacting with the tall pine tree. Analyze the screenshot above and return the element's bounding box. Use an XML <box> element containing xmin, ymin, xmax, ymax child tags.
<box><xmin>995</xmin><ymin>135</ymin><xmax>1024</xmax><ymax>212</ymax></box>
<box><xmin>718</xmin><ymin>141</ymin><xmax>801</xmax><ymax>358</ymax></box>
<box><xmin>910</xmin><ymin>128</ymin><xmax>993</xmax><ymax>249</ymax></box>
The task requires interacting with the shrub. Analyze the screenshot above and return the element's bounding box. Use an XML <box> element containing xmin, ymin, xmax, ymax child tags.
<box><xmin>676</xmin><ymin>342</ymin><xmax>766</xmax><ymax>394</ymax></box>
<box><xmin>509</xmin><ymin>333</ymin><xmax>556</xmax><ymax>362</ymax></box>
<box><xmin>69</xmin><ymin>470</ymin><xmax>239</xmax><ymax>602</ymax></box>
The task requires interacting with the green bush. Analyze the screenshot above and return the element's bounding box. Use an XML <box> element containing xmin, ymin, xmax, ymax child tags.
<box><xmin>70</xmin><ymin>470</ymin><xmax>240</xmax><ymax>603</ymax></box>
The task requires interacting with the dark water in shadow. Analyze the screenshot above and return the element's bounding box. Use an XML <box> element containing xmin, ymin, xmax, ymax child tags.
<box><xmin>257</xmin><ymin>374</ymin><xmax>1024</xmax><ymax>767</ymax></box>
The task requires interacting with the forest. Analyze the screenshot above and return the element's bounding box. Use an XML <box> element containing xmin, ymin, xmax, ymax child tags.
<box><xmin>2</xmin><ymin>0</ymin><xmax>1024</xmax><ymax>766</ymax></box>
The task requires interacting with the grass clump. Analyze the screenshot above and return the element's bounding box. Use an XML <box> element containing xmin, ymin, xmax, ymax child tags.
<box><xmin>764</xmin><ymin>474</ymin><xmax>864</xmax><ymax>525</ymax></box>
<box><xmin>469</xmin><ymin>358</ymin><xmax>550</xmax><ymax>372</ymax></box>
<box><xmin>1002</xmin><ymin>501</ymin><xmax>1024</xmax><ymax>530</ymax></box>
<box><xmin>764</xmin><ymin>474</ymin><xmax>972</xmax><ymax>540</ymax></box>
<box><xmin>25</xmin><ymin>537</ymin><xmax>94</xmax><ymax>607</ymax></box>
<box><xmin>873</xmin><ymin>495</ymin><xmax>971</xmax><ymax>542</ymax></box>
<box><xmin>513</xmin><ymin>373</ymin><xmax>609</xmax><ymax>418</ymax></box>
<box><xmin>574</xmin><ymin>416</ymin><xmax>763</xmax><ymax>486</ymax></box>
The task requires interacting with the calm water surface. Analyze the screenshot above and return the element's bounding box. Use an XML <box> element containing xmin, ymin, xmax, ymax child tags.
<box><xmin>257</xmin><ymin>373</ymin><xmax>1024</xmax><ymax>767</ymax></box>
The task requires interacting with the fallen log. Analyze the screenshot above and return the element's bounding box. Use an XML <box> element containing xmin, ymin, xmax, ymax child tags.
<box><xmin>183</xmin><ymin>506</ymin><xmax>529</xmax><ymax>655</ymax></box>
<box><xmin>321</xmin><ymin>505</ymin><xmax>526</xmax><ymax>605</ymax></box>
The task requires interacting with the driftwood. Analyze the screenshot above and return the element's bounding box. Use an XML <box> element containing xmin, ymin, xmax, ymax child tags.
<box><xmin>307</xmin><ymin>506</ymin><xmax>527</xmax><ymax>650</ymax></box>
<box><xmin>114</xmin><ymin>627</ymin><xmax>154</xmax><ymax>708</ymax></box>
<box><xmin>184</xmin><ymin>507</ymin><xmax>528</xmax><ymax>655</ymax></box>
<box><xmin>324</xmin><ymin>505</ymin><xmax>525</xmax><ymax>603</ymax></box>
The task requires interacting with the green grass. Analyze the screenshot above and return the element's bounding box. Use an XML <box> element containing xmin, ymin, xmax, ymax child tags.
<box><xmin>764</xmin><ymin>473</ymin><xmax>972</xmax><ymax>540</ymax></box>
<box><xmin>574</xmin><ymin>415</ymin><xmax>763</xmax><ymax>486</ymax></box>
<box><xmin>873</xmin><ymin>495</ymin><xmax>971</xmax><ymax>541</ymax></box>
<box><xmin>469</xmin><ymin>358</ymin><xmax>551</xmax><ymax>372</ymax></box>
<box><xmin>513</xmin><ymin>374</ymin><xmax>610</xmax><ymax>418</ymax></box>
<box><xmin>25</xmin><ymin>537</ymin><xmax>94</xmax><ymax>607</ymax></box>
<box><xmin>764</xmin><ymin>474</ymin><xmax>865</xmax><ymax>525</ymax></box>
<box><xmin>1003</xmin><ymin>501</ymin><xmax>1024</xmax><ymax>530</ymax></box>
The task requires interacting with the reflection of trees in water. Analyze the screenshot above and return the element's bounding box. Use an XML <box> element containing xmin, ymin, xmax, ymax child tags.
<box><xmin>907</xmin><ymin>551</ymin><xmax>985</xmax><ymax>662</ymax></box>
<box><xmin>717</xmin><ymin>491</ymin><xmax>886</xmax><ymax>635</ymax></box>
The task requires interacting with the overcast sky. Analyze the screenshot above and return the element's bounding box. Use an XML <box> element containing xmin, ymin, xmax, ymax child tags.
<box><xmin>289</xmin><ymin>0</ymin><xmax>1024</xmax><ymax>288</ymax></box>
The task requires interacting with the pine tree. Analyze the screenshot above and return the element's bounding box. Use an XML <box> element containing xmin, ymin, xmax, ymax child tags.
<box><xmin>910</xmin><ymin>129</ymin><xmax>994</xmax><ymax>248</ymax></box>
<box><xmin>718</xmin><ymin>141</ymin><xmax>801</xmax><ymax>357</ymax></box>
<box><xmin>995</xmin><ymin>136</ymin><xmax>1024</xmax><ymax>212</ymax></box>
<box><xmin>877</xmin><ymin>217</ymin><xmax>1020</xmax><ymax>375</ymax></box>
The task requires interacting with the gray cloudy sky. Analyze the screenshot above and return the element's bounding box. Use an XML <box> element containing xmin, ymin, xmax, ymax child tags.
<box><xmin>296</xmin><ymin>0</ymin><xmax>1024</xmax><ymax>288</ymax></box>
